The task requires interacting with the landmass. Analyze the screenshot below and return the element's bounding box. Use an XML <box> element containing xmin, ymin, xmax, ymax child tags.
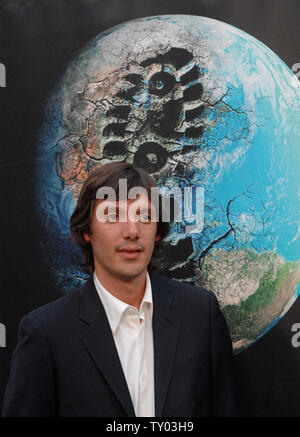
<box><xmin>199</xmin><ymin>248</ymin><xmax>300</xmax><ymax>352</ymax></box>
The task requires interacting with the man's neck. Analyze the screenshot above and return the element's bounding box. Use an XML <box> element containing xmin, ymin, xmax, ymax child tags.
<box><xmin>94</xmin><ymin>267</ymin><xmax>147</xmax><ymax>310</ymax></box>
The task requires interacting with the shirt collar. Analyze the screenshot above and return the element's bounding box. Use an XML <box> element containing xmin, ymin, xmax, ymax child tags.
<box><xmin>93</xmin><ymin>271</ymin><xmax>153</xmax><ymax>334</ymax></box>
<box><xmin>139</xmin><ymin>273</ymin><xmax>153</xmax><ymax>321</ymax></box>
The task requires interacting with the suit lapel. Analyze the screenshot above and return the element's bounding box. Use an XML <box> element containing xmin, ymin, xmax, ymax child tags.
<box><xmin>150</xmin><ymin>272</ymin><xmax>182</xmax><ymax>417</ymax></box>
<box><xmin>77</xmin><ymin>273</ymin><xmax>182</xmax><ymax>418</ymax></box>
<box><xmin>78</xmin><ymin>278</ymin><xmax>135</xmax><ymax>417</ymax></box>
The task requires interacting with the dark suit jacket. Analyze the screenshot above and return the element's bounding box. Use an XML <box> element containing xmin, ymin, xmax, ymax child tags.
<box><xmin>2</xmin><ymin>271</ymin><xmax>238</xmax><ymax>417</ymax></box>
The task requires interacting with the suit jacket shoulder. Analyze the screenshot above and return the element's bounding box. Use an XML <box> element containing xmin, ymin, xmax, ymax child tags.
<box><xmin>149</xmin><ymin>271</ymin><xmax>215</xmax><ymax>318</ymax></box>
<box><xmin>25</xmin><ymin>286</ymin><xmax>81</xmax><ymax>333</ymax></box>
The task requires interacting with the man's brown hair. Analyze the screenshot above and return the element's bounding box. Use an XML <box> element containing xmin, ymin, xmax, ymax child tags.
<box><xmin>70</xmin><ymin>161</ymin><xmax>170</xmax><ymax>275</ymax></box>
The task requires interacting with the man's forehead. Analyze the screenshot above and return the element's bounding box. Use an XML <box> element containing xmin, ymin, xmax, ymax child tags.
<box><xmin>95</xmin><ymin>196</ymin><xmax>153</xmax><ymax>207</ymax></box>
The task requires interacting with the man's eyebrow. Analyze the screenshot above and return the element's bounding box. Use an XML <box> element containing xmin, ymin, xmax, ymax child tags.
<box><xmin>104</xmin><ymin>202</ymin><xmax>152</xmax><ymax>211</ymax></box>
<box><xmin>131</xmin><ymin>204</ymin><xmax>152</xmax><ymax>211</ymax></box>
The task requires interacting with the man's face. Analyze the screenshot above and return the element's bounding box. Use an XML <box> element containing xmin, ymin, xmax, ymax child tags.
<box><xmin>84</xmin><ymin>196</ymin><xmax>160</xmax><ymax>281</ymax></box>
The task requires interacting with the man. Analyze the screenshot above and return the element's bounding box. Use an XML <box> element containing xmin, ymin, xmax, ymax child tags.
<box><xmin>3</xmin><ymin>161</ymin><xmax>238</xmax><ymax>417</ymax></box>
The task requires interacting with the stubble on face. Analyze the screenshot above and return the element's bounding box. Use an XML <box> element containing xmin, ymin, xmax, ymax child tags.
<box><xmin>85</xmin><ymin>198</ymin><xmax>159</xmax><ymax>283</ymax></box>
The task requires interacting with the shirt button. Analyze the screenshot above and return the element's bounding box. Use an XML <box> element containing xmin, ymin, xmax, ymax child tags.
<box><xmin>142</xmin><ymin>374</ymin><xmax>147</xmax><ymax>380</ymax></box>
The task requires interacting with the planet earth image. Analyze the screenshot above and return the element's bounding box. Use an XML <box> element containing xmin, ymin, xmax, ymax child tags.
<box><xmin>36</xmin><ymin>15</ymin><xmax>300</xmax><ymax>353</ymax></box>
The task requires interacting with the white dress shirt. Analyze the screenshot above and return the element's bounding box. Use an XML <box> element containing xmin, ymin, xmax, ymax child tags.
<box><xmin>93</xmin><ymin>271</ymin><xmax>155</xmax><ymax>417</ymax></box>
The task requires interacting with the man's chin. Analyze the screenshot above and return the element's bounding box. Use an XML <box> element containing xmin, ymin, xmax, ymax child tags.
<box><xmin>115</xmin><ymin>265</ymin><xmax>147</xmax><ymax>281</ymax></box>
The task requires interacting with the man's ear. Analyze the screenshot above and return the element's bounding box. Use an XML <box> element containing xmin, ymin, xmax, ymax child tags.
<box><xmin>83</xmin><ymin>232</ymin><xmax>91</xmax><ymax>243</ymax></box>
<box><xmin>155</xmin><ymin>234</ymin><xmax>161</xmax><ymax>242</ymax></box>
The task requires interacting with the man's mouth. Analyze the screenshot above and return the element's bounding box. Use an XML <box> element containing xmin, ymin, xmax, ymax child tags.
<box><xmin>117</xmin><ymin>246</ymin><xmax>143</xmax><ymax>259</ymax></box>
<box><xmin>118</xmin><ymin>245</ymin><xmax>143</xmax><ymax>252</ymax></box>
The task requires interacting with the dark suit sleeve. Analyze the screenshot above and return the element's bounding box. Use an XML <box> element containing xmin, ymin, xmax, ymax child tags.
<box><xmin>2</xmin><ymin>314</ymin><xmax>57</xmax><ymax>417</ymax></box>
<box><xmin>209</xmin><ymin>291</ymin><xmax>239</xmax><ymax>416</ymax></box>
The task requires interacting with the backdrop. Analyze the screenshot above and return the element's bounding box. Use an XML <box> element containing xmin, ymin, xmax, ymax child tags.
<box><xmin>0</xmin><ymin>0</ymin><xmax>299</xmax><ymax>417</ymax></box>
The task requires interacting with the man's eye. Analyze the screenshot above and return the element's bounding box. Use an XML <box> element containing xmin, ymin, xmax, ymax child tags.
<box><xmin>140</xmin><ymin>214</ymin><xmax>151</xmax><ymax>222</ymax></box>
<box><xmin>107</xmin><ymin>214</ymin><xmax>118</xmax><ymax>222</ymax></box>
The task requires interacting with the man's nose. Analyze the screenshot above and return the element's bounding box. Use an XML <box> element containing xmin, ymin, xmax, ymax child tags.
<box><xmin>122</xmin><ymin>217</ymin><xmax>140</xmax><ymax>239</ymax></box>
